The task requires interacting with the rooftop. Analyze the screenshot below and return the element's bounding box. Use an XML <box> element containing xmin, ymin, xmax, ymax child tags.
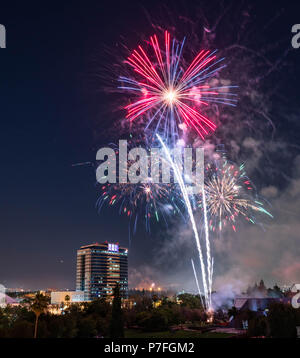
<box><xmin>79</xmin><ymin>241</ymin><xmax>127</xmax><ymax>251</ymax></box>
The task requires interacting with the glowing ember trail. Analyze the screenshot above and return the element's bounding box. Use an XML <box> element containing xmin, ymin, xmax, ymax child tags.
<box><xmin>191</xmin><ymin>258</ymin><xmax>204</xmax><ymax>308</ymax></box>
<box><xmin>157</xmin><ymin>133</ymin><xmax>210</xmax><ymax>309</ymax></box>
<box><xmin>202</xmin><ymin>187</ymin><xmax>213</xmax><ymax>309</ymax></box>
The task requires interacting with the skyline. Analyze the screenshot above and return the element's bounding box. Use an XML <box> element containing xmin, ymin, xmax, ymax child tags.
<box><xmin>0</xmin><ymin>0</ymin><xmax>300</xmax><ymax>294</ymax></box>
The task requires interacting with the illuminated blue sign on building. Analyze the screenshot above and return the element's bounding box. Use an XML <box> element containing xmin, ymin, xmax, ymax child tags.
<box><xmin>108</xmin><ymin>243</ymin><xmax>119</xmax><ymax>252</ymax></box>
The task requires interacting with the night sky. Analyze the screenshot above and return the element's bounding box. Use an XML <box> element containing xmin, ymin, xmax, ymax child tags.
<box><xmin>0</xmin><ymin>0</ymin><xmax>300</xmax><ymax>293</ymax></box>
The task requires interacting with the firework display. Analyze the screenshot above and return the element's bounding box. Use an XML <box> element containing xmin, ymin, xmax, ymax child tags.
<box><xmin>96</xmin><ymin>137</ymin><xmax>184</xmax><ymax>233</ymax></box>
<box><xmin>119</xmin><ymin>31</ymin><xmax>237</xmax><ymax>142</ymax></box>
<box><xmin>157</xmin><ymin>133</ymin><xmax>211</xmax><ymax>309</ymax></box>
<box><xmin>198</xmin><ymin>157</ymin><xmax>273</xmax><ymax>232</ymax></box>
<box><xmin>97</xmin><ymin>180</ymin><xmax>181</xmax><ymax>233</ymax></box>
<box><xmin>97</xmin><ymin>29</ymin><xmax>273</xmax><ymax>311</ymax></box>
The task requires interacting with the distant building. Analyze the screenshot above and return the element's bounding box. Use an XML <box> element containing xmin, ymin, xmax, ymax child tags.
<box><xmin>50</xmin><ymin>291</ymin><xmax>85</xmax><ymax>305</ymax></box>
<box><xmin>0</xmin><ymin>295</ymin><xmax>21</xmax><ymax>308</ymax></box>
<box><xmin>76</xmin><ymin>242</ymin><xmax>128</xmax><ymax>301</ymax></box>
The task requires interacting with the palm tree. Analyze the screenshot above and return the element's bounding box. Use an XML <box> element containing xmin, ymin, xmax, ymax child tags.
<box><xmin>65</xmin><ymin>295</ymin><xmax>70</xmax><ymax>307</ymax></box>
<box><xmin>30</xmin><ymin>292</ymin><xmax>49</xmax><ymax>338</ymax></box>
<box><xmin>109</xmin><ymin>283</ymin><xmax>124</xmax><ymax>338</ymax></box>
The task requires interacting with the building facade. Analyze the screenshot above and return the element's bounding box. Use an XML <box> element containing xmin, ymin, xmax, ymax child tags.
<box><xmin>76</xmin><ymin>242</ymin><xmax>128</xmax><ymax>301</ymax></box>
<box><xmin>50</xmin><ymin>291</ymin><xmax>85</xmax><ymax>305</ymax></box>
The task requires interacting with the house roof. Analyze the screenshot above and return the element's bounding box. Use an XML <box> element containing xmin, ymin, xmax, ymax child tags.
<box><xmin>5</xmin><ymin>294</ymin><xmax>18</xmax><ymax>304</ymax></box>
<box><xmin>234</xmin><ymin>298</ymin><xmax>248</xmax><ymax>309</ymax></box>
<box><xmin>0</xmin><ymin>293</ymin><xmax>18</xmax><ymax>304</ymax></box>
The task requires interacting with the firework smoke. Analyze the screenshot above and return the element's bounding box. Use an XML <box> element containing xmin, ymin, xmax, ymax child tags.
<box><xmin>157</xmin><ymin>133</ymin><xmax>213</xmax><ymax>309</ymax></box>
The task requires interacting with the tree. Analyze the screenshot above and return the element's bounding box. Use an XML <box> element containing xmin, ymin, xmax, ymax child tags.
<box><xmin>109</xmin><ymin>283</ymin><xmax>124</xmax><ymax>338</ymax></box>
<box><xmin>65</xmin><ymin>295</ymin><xmax>70</xmax><ymax>306</ymax></box>
<box><xmin>177</xmin><ymin>293</ymin><xmax>203</xmax><ymax>309</ymax></box>
<box><xmin>85</xmin><ymin>298</ymin><xmax>110</xmax><ymax>316</ymax></box>
<box><xmin>268</xmin><ymin>302</ymin><xmax>297</xmax><ymax>338</ymax></box>
<box><xmin>258</xmin><ymin>280</ymin><xmax>267</xmax><ymax>296</ymax></box>
<box><xmin>135</xmin><ymin>295</ymin><xmax>153</xmax><ymax>312</ymax></box>
<box><xmin>0</xmin><ymin>307</ymin><xmax>9</xmax><ymax>338</ymax></box>
<box><xmin>30</xmin><ymin>292</ymin><xmax>49</xmax><ymax>338</ymax></box>
<box><xmin>152</xmin><ymin>294</ymin><xmax>159</xmax><ymax>303</ymax></box>
<box><xmin>85</xmin><ymin>298</ymin><xmax>111</xmax><ymax>337</ymax></box>
<box><xmin>248</xmin><ymin>315</ymin><xmax>268</xmax><ymax>337</ymax></box>
<box><xmin>77</xmin><ymin>317</ymin><xmax>97</xmax><ymax>338</ymax></box>
<box><xmin>10</xmin><ymin>320</ymin><xmax>34</xmax><ymax>338</ymax></box>
<box><xmin>228</xmin><ymin>306</ymin><xmax>238</xmax><ymax>318</ymax></box>
<box><xmin>140</xmin><ymin>310</ymin><xmax>168</xmax><ymax>332</ymax></box>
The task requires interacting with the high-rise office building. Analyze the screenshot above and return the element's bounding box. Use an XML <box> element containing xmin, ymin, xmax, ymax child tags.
<box><xmin>76</xmin><ymin>242</ymin><xmax>128</xmax><ymax>300</ymax></box>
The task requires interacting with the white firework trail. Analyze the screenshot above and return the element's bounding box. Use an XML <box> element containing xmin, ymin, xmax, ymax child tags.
<box><xmin>157</xmin><ymin>134</ymin><xmax>209</xmax><ymax>309</ymax></box>
<box><xmin>191</xmin><ymin>258</ymin><xmax>204</xmax><ymax>307</ymax></box>
<box><xmin>210</xmin><ymin>257</ymin><xmax>214</xmax><ymax>296</ymax></box>
<box><xmin>202</xmin><ymin>187</ymin><xmax>213</xmax><ymax>309</ymax></box>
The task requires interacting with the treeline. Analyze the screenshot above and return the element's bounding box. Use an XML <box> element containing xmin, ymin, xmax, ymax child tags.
<box><xmin>0</xmin><ymin>292</ymin><xmax>214</xmax><ymax>338</ymax></box>
<box><xmin>0</xmin><ymin>300</ymin><xmax>111</xmax><ymax>338</ymax></box>
<box><xmin>229</xmin><ymin>302</ymin><xmax>300</xmax><ymax>338</ymax></box>
<box><xmin>0</xmin><ymin>288</ymin><xmax>299</xmax><ymax>338</ymax></box>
